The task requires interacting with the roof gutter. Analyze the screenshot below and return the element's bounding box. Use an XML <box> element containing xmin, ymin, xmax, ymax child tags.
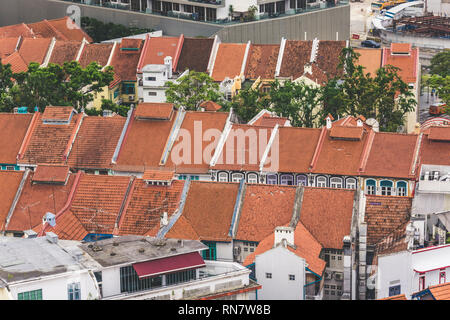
<box><xmin>409</xmin><ymin>132</ymin><xmax>423</xmax><ymax>177</ymax></box>
<box><xmin>309</xmin><ymin>126</ymin><xmax>327</xmax><ymax>172</ymax></box>
<box><xmin>358</xmin><ymin>129</ymin><xmax>375</xmax><ymax>173</ymax></box>
<box><xmin>274</xmin><ymin>37</ymin><xmax>286</xmax><ymax>78</ymax></box>
<box><xmin>113</xmin><ymin>176</ymin><xmax>136</xmax><ymax>235</ymax></box>
<box><xmin>228</xmin><ymin>178</ymin><xmax>246</xmax><ymax>238</ymax></box>
<box><xmin>210</xmin><ymin>108</ymin><xmax>233</xmax><ymax>167</ymax></box>
<box><xmin>3</xmin><ymin>169</ymin><xmax>30</xmax><ymax>233</ymax></box>
<box><xmin>17</xmin><ymin>111</ymin><xmax>40</xmax><ymax>161</ymax></box>
<box><xmin>159</xmin><ymin>108</ymin><xmax>186</xmax><ymax>166</ymax></box>
<box><xmin>112</xmin><ymin>106</ymin><xmax>135</xmax><ymax>164</ymax></box>
<box><xmin>63</xmin><ymin>112</ymin><xmax>84</xmax><ymax>162</ymax></box>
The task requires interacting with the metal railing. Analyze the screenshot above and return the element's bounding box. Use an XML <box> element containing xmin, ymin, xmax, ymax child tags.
<box><xmin>62</xmin><ymin>0</ymin><xmax>349</xmax><ymax>26</ymax></box>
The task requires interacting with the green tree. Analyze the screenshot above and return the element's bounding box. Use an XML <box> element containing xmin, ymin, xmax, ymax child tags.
<box><xmin>269</xmin><ymin>80</ymin><xmax>322</xmax><ymax>127</ymax></box>
<box><xmin>429</xmin><ymin>50</ymin><xmax>450</xmax><ymax>77</ymax></box>
<box><xmin>227</xmin><ymin>85</ymin><xmax>270</xmax><ymax>122</ymax></box>
<box><xmin>165</xmin><ymin>71</ymin><xmax>222</xmax><ymax>111</ymax></box>
<box><xmin>322</xmin><ymin>47</ymin><xmax>416</xmax><ymax>132</ymax></box>
<box><xmin>427</xmin><ymin>74</ymin><xmax>450</xmax><ymax>107</ymax></box>
<box><xmin>0</xmin><ymin>60</ymin><xmax>14</xmax><ymax>111</ymax></box>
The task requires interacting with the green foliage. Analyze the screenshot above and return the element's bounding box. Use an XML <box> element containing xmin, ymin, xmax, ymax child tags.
<box><xmin>81</xmin><ymin>17</ymin><xmax>153</xmax><ymax>43</ymax></box>
<box><xmin>165</xmin><ymin>71</ymin><xmax>222</xmax><ymax>111</ymax></box>
<box><xmin>0</xmin><ymin>60</ymin><xmax>15</xmax><ymax>111</ymax></box>
<box><xmin>322</xmin><ymin>47</ymin><xmax>416</xmax><ymax>132</ymax></box>
<box><xmin>227</xmin><ymin>86</ymin><xmax>270</xmax><ymax>122</ymax></box>
<box><xmin>429</xmin><ymin>50</ymin><xmax>450</xmax><ymax>77</ymax></box>
<box><xmin>100</xmin><ymin>99</ymin><xmax>130</xmax><ymax>117</ymax></box>
<box><xmin>0</xmin><ymin>60</ymin><xmax>114</xmax><ymax>112</ymax></box>
<box><xmin>426</xmin><ymin>74</ymin><xmax>450</xmax><ymax>107</ymax></box>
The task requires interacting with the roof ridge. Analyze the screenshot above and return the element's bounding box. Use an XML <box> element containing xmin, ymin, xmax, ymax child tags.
<box><xmin>43</xmin><ymin>19</ymin><xmax>68</xmax><ymax>41</ymax></box>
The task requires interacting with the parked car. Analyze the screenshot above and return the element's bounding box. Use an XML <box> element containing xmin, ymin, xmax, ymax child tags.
<box><xmin>429</xmin><ymin>103</ymin><xmax>447</xmax><ymax>115</ymax></box>
<box><xmin>361</xmin><ymin>40</ymin><xmax>381</xmax><ymax>48</ymax></box>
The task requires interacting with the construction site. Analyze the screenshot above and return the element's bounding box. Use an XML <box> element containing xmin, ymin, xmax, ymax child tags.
<box><xmin>392</xmin><ymin>14</ymin><xmax>450</xmax><ymax>38</ymax></box>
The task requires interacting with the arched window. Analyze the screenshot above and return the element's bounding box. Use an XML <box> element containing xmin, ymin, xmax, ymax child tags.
<box><xmin>397</xmin><ymin>181</ymin><xmax>407</xmax><ymax>197</ymax></box>
<box><xmin>218</xmin><ymin>172</ymin><xmax>228</xmax><ymax>182</ymax></box>
<box><xmin>330</xmin><ymin>177</ymin><xmax>343</xmax><ymax>188</ymax></box>
<box><xmin>280</xmin><ymin>174</ymin><xmax>294</xmax><ymax>185</ymax></box>
<box><xmin>247</xmin><ymin>173</ymin><xmax>258</xmax><ymax>184</ymax></box>
<box><xmin>366</xmin><ymin>179</ymin><xmax>376</xmax><ymax>195</ymax></box>
<box><xmin>267</xmin><ymin>174</ymin><xmax>277</xmax><ymax>185</ymax></box>
<box><xmin>380</xmin><ymin>180</ymin><xmax>393</xmax><ymax>196</ymax></box>
<box><xmin>346</xmin><ymin>177</ymin><xmax>357</xmax><ymax>189</ymax></box>
<box><xmin>232</xmin><ymin>173</ymin><xmax>244</xmax><ymax>182</ymax></box>
<box><xmin>296</xmin><ymin>175</ymin><xmax>307</xmax><ymax>186</ymax></box>
<box><xmin>316</xmin><ymin>176</ymin><xmax>327</xmax><ymax>188</ymax></box>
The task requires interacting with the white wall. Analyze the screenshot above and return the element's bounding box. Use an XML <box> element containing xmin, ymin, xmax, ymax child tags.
<box><xmin>101</xmin><ymin>267</ymin><xmax>121</xmax><ymax>298</ymax></box>
<box><xmin>142</xmin><ymin>88</ymin><xmax>167</xmax><ymax>103</ymax></box>
<box><xmin>9</xmin><ymin>271</ymin><xmax>99</xmax><ymax>300</ymax></box>
<box><xmin>255</xmin><ymin>246</ymin><xmax>306</xmax><ymax>300</ymax></box>
<box><xmin>217</xmin><ymin>241</ymin><xmax>234</xmax><ymax>262</ymax></box>
<box><xmin>142</xmin><ymin>70</ymin><xmax>169</xmax><ymax>87</ymax></box>
<box><xmin>377</xmin><ymin>251</ymin><xmax>412</xmax><ymax>299</ymax></box>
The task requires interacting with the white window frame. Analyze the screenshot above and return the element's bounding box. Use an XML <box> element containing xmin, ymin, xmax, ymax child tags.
<box><xmin>247</xmin><ymin>173</ymin><xmax>258</xmax><ymax>184</ymax></box>
<box><xmin>317</xmin><ymin>176</ymin><xmax>327</xmax><ymax>188</ymax></box>
<box><xmin>232</xmin><ymin>173</ymin><xmax>244</xmax><ymax>183</ymax></box>
<box><xmin>346</xmin><ymin>178</ymin><xmax>356</xmax><ymax>189</ymax></box>
<box><xmin>330</xmin><ymin>177</ymin><xmax>343</xmax><ymax>188</ymax></box>
<box><xmin>218</xmin><ymin>172</ymin><xmax>228</xmax><ymax>182</ymax></box>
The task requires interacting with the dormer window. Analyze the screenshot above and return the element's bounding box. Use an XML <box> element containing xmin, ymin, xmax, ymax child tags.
<box><xmin>142</xmin><ymin>170</ymin><xmax>175</xmax><ymax>186</ymax></box>
<box><xmin>42</xmin><ymin>106</ymin><xmax>75</xmax><ymax>125</ymax></box>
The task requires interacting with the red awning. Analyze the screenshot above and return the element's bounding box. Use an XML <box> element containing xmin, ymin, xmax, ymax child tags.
<box><xmin>132</xmin><ymin>252</ymin><xmax>206</xmax><ymax>278</ymax></box>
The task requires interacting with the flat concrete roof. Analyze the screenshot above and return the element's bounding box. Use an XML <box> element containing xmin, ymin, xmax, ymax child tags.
<box><xmin>79</xmin><ymin>235</ymin><xmax>207</xmax><ymax>268</ymax></box>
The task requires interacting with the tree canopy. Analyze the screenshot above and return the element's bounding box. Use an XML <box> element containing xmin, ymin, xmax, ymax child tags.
<box><xmin>165</xmin><ymin>70</ymin><xmax>223</xmax><ymax>111</ymax></box>
<box><xmin>0</xmin><ymin>60</ymin><xmax>114</xmax><ymax>112</ymax></box>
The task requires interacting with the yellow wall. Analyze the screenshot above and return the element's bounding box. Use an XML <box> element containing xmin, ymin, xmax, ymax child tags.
<box><xmin>0</xmin><ymin>287</ymin><xmax>12</xmax><ymax>300</ymax></box>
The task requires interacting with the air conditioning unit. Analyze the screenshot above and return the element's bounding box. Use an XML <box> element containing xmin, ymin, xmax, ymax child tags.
<box><xmin>335</xmin><ymin>272</ymin><xmax>344</xmax><ymax>281</ymax></box>
<box><xmin>325</xmin><ymin>271</ymin><xmax>332</xmax><ymax>280</ymax></box>
<box><xmin>129</xmin><ymin>95</ymin><xmax>135</xmax><ymax>101</ymax></box>
<box><xmin>233</xmin><ymin>246</ymin><xmax>241</xmax><ymax>257</ymax></box>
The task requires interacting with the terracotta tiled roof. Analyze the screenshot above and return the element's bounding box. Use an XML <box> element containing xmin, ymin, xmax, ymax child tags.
<box><xmin>142</xmin><ymin>170</ymin><xmax>175</xmax><ymax>181</ymax></box>
<box><xmin>18</xmin><ymin>38</ymin><xmax>52</xmax><ymax>65</ymax></box>
<box><xmin>0</xmin><ymin>23</ymin><xmax>33</xmax><ymax>38</ymax></box>
<box><xmin>312</xmin><ymin>128</ymin><xmax>368</xmax><ymax>176</ymax></box>
<box><xmin>211</xmin><ymin>43</ymin><xmax>247</xmax><ymax>82</ymax></box>
<box><xmin>257</xmin><ymin>116</ymin><xmax>289</xmax><ymax>128</ymax></box>
<box><xmin>19</xmin><ymin>112</ymin><xmax>82</xmax><ymax>165</ymax></box>
<box><xmin>365</xmin><ymin>195</ymin><xmax>412</xmax><ymax>246</ymax></box>
<box><xmin>329</xmin><ymin>126</ymin><xmax>364</xmax><ymax>140</ymax></box>
<box><xmin>355</xmin><ymin>48</ymin><xmax>382</xmax><ymax>77</ymax></box>
<box><xmin>243</xmin><ymin>222</ymin><xmax>326</xmax><ymax>276</ymax></box>
<box><xmin>78</xmin><ymin>43</ymin><xmax>114</xmax><ymax>68</ymax></box>
<box><xmin>166</xmin><ymin>181</ymin><xmax>239</xmax><ymax>242</ymax></box>
<box><xmin>45</xmin><ymin>17</ymin><xmax>93</xmax><ymax>42</ymax></box>
<box><xmin>115</xmin><ymin>110</ymin><xmax>177</xmax><ymax>171</ymax></box>
<box><xmin>27</xmin><ymin>20</ymin><xmax>66</xmax><ymax>40</ymax></box>
<box><xmin>235</xmin><ymin>184</ymin><xmax>297</xmax><ymax>242</ymax></box>
<box><xmin>32</xmin><ymin>164</ymin><xmax>69</xmax><ymax>183</ymax></box>
<box><xmin>391</xmin><ymin>43</ymin><xmax>411</xmax><ymax>54</ymax></box>
<box><xmin>382</xmin><ymin>44</ymin><xmax>419</xmax><ymax>83</ymax></box>
<box><xmin>379</xmin><ymin>294</ymin><xmax>407</xmax><ymax>300</ymax></box>
<box><xmin>315</xmin><ymin>40</ymin><xmax>346</xmax><ymax>79</ymax></box>
<box><xmin>362</xmin><ymin>132</ymin><xmax>418</xmax><ymax>179</ymax></box>
<box><xmin>279</xmin><ymin>40</ymin><xmax>312</xmax><ymax>79</ymax></box>
<box><xmin>0</xmin><ymin>113</ymin><xmax>33</xmax><ymax>164</ymax></box>
<box><xmin>299</xmin><ymin>187</ymin><xmax>355</xmax><ymax>249</ymax></box>
<box><xmin>0</xmin><ymin>37</ymin><xmax>20</xmax><ymax>59</ymax></box>
<box><xmin>0</xmin><ymin>171</ymin><xmax>24</xmax><ymax>231</ymax></box>
<box><xmin>70</xmin><ymin>174</ymin><xmax>131</xmax><ymax>234</ymax></box>
<box><xmin>375</xmin><ymin>221</ymin><xmax>409</xmax><ymax>256</ymax></box>
<box><xmin>419</xmin><ymin>130</ymin><xmax>450</xmax><ymax>166</ymax></box>
<box><xmin>42</xmin><ymin>106</ymin><xmax>74</xmax><ymax>121</ymax></box>
<box><xmin>428</xmin><ymin>126</ymin><xmax>450</xmax><ymax>141</ymax></box>
<box><xmin>427</xmin><ymin>282</ymin><xmax>450</xmax><ymax>300</ymax></box>
<box><xmin>7</xmin><ymin>172</ymin><xmax>76</xmax><ymax>232</ymax></box>
<box><xmin>199</xmin><ymin>101</ymin><xmax>222</xmax><ymax>112</ymax></box>
<box><xmin>213</xmin><ymin>124</ymin><xmax>273</xmax><ymax>172</ymax></box>
<box><xmin>245</xmin><ymin>44</ymin><xmax>279</xmax><ymax>80</ymax></box>
<box><xmin>2</xmin><ymin>51</ymin><xmax>28</xmax><ymax>73</ymax></box>
<box><xmin>39</xmin><ymin>210</ymin><xmax>88</xmax><ymax>241</ymax></box>
<box><xmin>176</xmin><ymin>38</ymin><xmax>214</xmax><ymax>73</ymax></box>
<box><xmin>109</xmin><ymin>38</ymin><xmax>143</xmax><ymax>83</ymax></box>
<box><xmin>137</xmin><ymin>36</ymin><xmax>181</xmax><ymax>71</ymax></box>
<box><xmin>165</xmin><ymin>111</ymin><xmax>228</xmax><ymax>173</ymax></box>
<box><xmin>135</xmin><ymin>103</ymin><xmax>174</xmax><ymax>120</ymax></box>
<box><xmin>118</xmin><ymin>179</ymin><xmax>184</xmax><ymax>236</ymax></box>
<box><xmin>48</xmin><ymin>40</ymin><xmax>82</xmax><ymax>65</ymax></box>
<box><xmin>67</xmin><ymin>116</ymin><xmax>126</xmax><ymax>169</ymax></box>
<box><xmin>262</xmin><ymin>127</ymin><xmax>321</xmax><ymax>174</ymax></box>
<box><xmin>302</xmin><ymin>62</ymin><xmax>329</xmax><ymax>85</ymax></box>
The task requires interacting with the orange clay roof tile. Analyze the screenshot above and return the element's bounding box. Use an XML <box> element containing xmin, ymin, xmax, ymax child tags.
<box><xmin>2</xmin><ymin>51</ymin><xmax>28</xmax><ymax>73</ymax></box>
<box><xmin>245</xmin><ymin>44</ymin><xmax>280</xmax><ymax>80</ymax></box>
<box><xmin>166</xmin><ymin>181</ymin><xmax>239</xmax><ymax>242</ymax></box>
<box><xmin>135</xmin><ymin>103</ymin><xmax>174</xmax><ymax>120</ymax></box>
<box><xmin>17</xmin><ymin>38</ymin><xmax>52</xmax><ymax>65</ymax></box>
<box><xmin>299</xmin><ymin>187</ymin><xmax>355</xmax><ymax>249</ymax></box>
<box><xmin>211</xmin><ymin>43</ymin><xmax>247</xmax><ymax>82</ymax></box>
<box><xmin>176</xmin><ymin>38</ymin><xmax>214</xmax><ymax>73</ymax></box>
<box><xmin>78</xmin><ymin>43</ymin><xmax>114</xmax><ymax>68</ymax></box>
<box><xmin>48</xmin><ymin>40</ymin><xmax>82</xmax><ymax>65</ymax></box>
<box><xmin>0</xmin><ymin>171</ymin><xmax>24</xmax><ymax>231</ymax></box>
<box><xmin>67</xmin><ymin>116</ymin><xmax>126</xmax><ymax>169</ymax></box>
<box><xmin>235</xmin><ymin>184</ymin><xmax>297</xmax><ymax>242</ymax></box>
<box><xmin>32</xmin><ymin>164</ymin><xmax>69</xmax><ymax>183</ymax></box>
<box><xmin>0</xmin><ymin>113</ymin><xmax>33</xmax><ymax>164</ymax></box>
<box><xmin>279</xmin><ymin>40</ymin><xmax>312</xmax><ymax>79</ymax></box>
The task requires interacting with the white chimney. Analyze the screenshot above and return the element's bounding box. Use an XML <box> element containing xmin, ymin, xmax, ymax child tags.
<box><xmin>43</xmin><ymin>212</ymin><xmax>56</xmax><ymax>227</ymax></box>
<box><xmin>274</xmin><ymin>226</ymin><xmax>294</xmax><ymax>247</ymax></box>
<box><xmin>326</xmin><ymin>116</ymin><xmax>332</xmax><ymax>129</ymax></box>
<box><xmin>160</xmin><ymin>212</ymin><xmax>168</xmax><ymax>227</ymax></box>
<box><xmin>357</xmin><ymin>119</ymin><xmax>363</xmax><ymax>127</ymax></box>
<box><xmin>164</xmin><ymin>56</ymin><xmax>173</xmax><ymax>79</ymax></box>
<box><xmin>304</xmin><ymin>62</ymin><xmax>312</xmax><ymax>75</ymax></box>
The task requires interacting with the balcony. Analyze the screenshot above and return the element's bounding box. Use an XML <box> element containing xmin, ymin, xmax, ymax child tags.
<box><xmin>62</xmin><ymin>0</ymin><xmax>348</xmax><ymax>25</ymax></box>
<box><xmin>418</xmin><ymin>165</ymin><xmax>450</xmax><ymax>194</ymax></box>
<box><xmin>102</xmin><ymin>260</ymin><xmax>258</xmax><ymax>300</ymax></box>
